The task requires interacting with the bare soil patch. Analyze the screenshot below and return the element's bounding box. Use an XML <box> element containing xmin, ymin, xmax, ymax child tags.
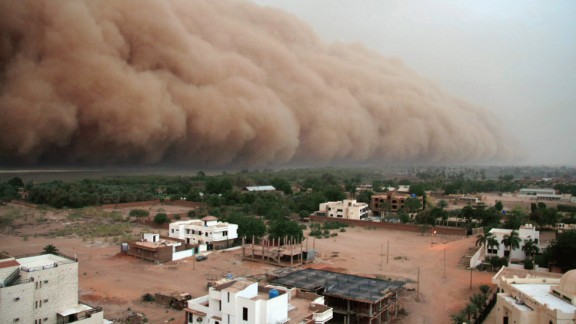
<box><xmin>1</xmin><ymin>204</ymin><xmax>495</xmax><ymax>323</ymax></box>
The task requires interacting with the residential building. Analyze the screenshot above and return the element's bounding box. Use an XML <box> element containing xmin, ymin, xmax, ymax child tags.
<box><xmin>0</xmin><ymin>253</ymin><xmax>106</xmax><ymax>324</ymax></box>
<box><xmin>169</xmin><ymin>216</ymin><xmax>238</xmax><ymax>250</ymax></box>
<box><xmin>492</xmin><ymin>267</ymin><xmax>576</xmax><ymax>323</ymax></box>
<box><xmin>318</xmin><ymin>199</ymin><xmax>369</xmax><ymax>220</ymax></box>
<box><xmin>371</xmin><ymin>191</ymin><xmax>424</xmax><ymax>215</ymax></box>
<box><xmin>184</xmin><ymin>278</ymin><xmax>333</xmax><ymax>324</ymax></box>
<box><xmin>487</xmin><ymin>224</ymin><xmax>540</xmax><ymax>261</ymax></box>
<box><xmin>124</xmin><ymin>233</ymin><xmax>195</xmax><ymax>263</ymax></box>
<box><xmin>272</xmin><ymin>268</ymin><xmax>405</xmax><ymax>323</ymax></box>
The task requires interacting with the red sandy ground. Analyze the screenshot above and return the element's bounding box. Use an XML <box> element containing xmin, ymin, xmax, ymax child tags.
<box><xmin>1</xmin><ymin>204</ymin><xmax>495</xmax><ymax>323</ymax></box>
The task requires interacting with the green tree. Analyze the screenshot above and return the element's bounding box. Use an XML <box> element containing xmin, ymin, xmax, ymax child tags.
<box><xmin>475</xmin><ymin>231</ymin><xmax>494</xmax><ymax>247</ymax></box>
<box><xmin>545</xmin><ymin>230</ymin><xmax>576</xmax><ymax>272</ymax></box>
<box><xmin>42</xmin><ymin>244</ymin><xmax>60</xmax><ymax>255</ymax></box>
<box><xmin>226</xmin><ymin>213</ymin><xmax>266</xmax><ymax>242</ymax></box>
<box><xmin>268</xmin><ymin>219</ymin><xmax>303</xmax><ymax>243</ymax></box>
<box><xmin>270</xmin><ymin>178</ymin><xmax>292</xmax><ymax>195</ymax></box>
<box><xmin>494</xmin><ymin>201</ymin><xmax>504</xmax><ymax>212</ymax></box>
<box><xmin>404</xmin><ymin>197</ymin><xmax>422</xmax><ymax>214</ymax></box>
<box><xmin>501</xmin><ymin>230</ymin><xmax>521</xmax><ymax>260</ymax></box>
<box><xmin>8</xmin><ymin>177</ymin><xmax>24</xmax><ymax>188</ymax></box>
<box><xmin>487</xmin><ymin>236</ymin><xmax>500</xmax><ymax>255</ymax></box>
<box><xmin>438</xmin><ymin>199</ymin><xmax>448</xmax><ymax>210</ymax></box>
<box><xmin>521</xmin><ymin>238</ymin><xmax>539</xmax><ymax>260</ymax></box>
<box><xmin>154</xmin><ymin>213</ymin><xmax>169</xmax><ymax>224</ymax></box>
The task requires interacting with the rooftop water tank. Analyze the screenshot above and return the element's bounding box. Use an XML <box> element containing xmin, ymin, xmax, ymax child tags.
<box><xmin>269</xmin><ymin>288</ymin><xmax>279</xmax><ymax>299</ymax></box>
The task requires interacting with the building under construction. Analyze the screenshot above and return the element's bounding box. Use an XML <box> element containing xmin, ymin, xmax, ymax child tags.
<box><xmin>241</xmin><ymin>237</ymin><xmax>315</xmax><ymax>266</ymax></box>
<box><xmin>272</xmin><ymin>268</ymin><xmax>405</xmax><ymax>324</ymax></box>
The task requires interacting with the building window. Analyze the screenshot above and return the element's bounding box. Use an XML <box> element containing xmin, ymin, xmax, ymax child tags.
<box><xmin>227</xmin><ymin>292</ymin><xmax>230</xmax><ymax>302</ymax></box>
<box><xmin>205</xmin><ymin>233</ymin><xmax>208</xmax><ymax>237</ymax></box>
<box><xmin>188</xmin><ymin>313</ymin><xmax>193</xmax><ymax>323</ymax></box>
<box><xmin>242</xmin><ymin>307</ymin><xmax>248</xmax><ymax>321</ymax></box>
<box><xmin>14</xmin><ymin>297</ymin><xmax>20</xmax><ymax>301</ymax></box>
<box><xmin>219</xmin><ymin>300</ymin><xmax>221</xmax><ymax>311</ymax></box>
<box><xmin>223</xmin><ymin>231</ymin><xmax>228</xmax><ymax>236</ymax></box>
<box><xmin>43</xmin><ymin>280</ymin><xmax>48</xmax><ymax>284</ymax></box>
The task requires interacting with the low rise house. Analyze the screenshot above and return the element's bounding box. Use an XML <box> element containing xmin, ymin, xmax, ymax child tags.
<box><xmin>487</xmin><ymin>224</ymin><xmax>540</xmax><ymax>261</ymax></box>
<box><xmin>124</xmin><ymin>233</ymin><xmax>194</xmax><ymax>263</ymax></box>
<box><xmin>0</xmin><ymin>253</ymin><xmax>107</xmax><ymax>324</ymax></box>
<box><xmin>170</xmin><ymin>216</ymin><xmax>238</xmax><ymax>250</ymax></box>
<box><xmin>185</xmin><ymin>278</ymin><xmax>333</xmax><ymax>324</ymax></box>
<box><xmin>318</xmin><ymin>199</ymin><xmax>369</xmax><ymax>220</ymax></box>
<box><xmin>492</xmin><ymin>267</ymin><xmax>576</xmax><ymax>323</ymax></box>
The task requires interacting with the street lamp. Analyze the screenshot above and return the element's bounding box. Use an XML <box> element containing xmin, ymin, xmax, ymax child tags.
<box><xmin>431</xmin><ymin>230</ymin><xmax>437</xmax><ymax>246</ymax></box>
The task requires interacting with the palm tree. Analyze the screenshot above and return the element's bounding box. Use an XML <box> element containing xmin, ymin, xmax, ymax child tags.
<box><xmin>501</xmin><ymin>230</ymin><xmax>521</xmax><ymax>261</ymax></box>
<box><xmin>42</xmin><ymin>244</ymin><xmax>60</xmax><ymax>255</ymax></box>
<box><xmin>487</xmin><ymin>236</ymin><xmax>500</xmax><ymax>255</ymax></box>
<box><xmin>451</xmin><ymin>310</ymin><xmax>467</xmax><ymax>324</ymax></box>
<box><xmin>475</xmin><ymin>231</ymin><xmax>494</xmax><ymax>247</ymax></box>
<box><xmin>522</xmin><ymin>238</ymin><xmax>539</xmax><ymax>260</ymax></box>
<box><xmin>464</xmin><ymin>303</ymin><xmax>479</xmax><ymax>323</ymax></box>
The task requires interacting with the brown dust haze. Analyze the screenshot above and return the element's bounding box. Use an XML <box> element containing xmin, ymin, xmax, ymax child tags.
<box><xmin>0</xmin><ymin>0</ymin><xmax>520</xmax><ymax>167</ymax></box>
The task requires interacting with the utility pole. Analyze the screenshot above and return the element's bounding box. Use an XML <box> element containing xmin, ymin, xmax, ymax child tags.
<box><xmin>443</xmin><ymin>248</ymin><xmax>446</xmax><ymax>278</ymax></box>
<box><xmin>387</xmin><ymin>240</ymin><xmax>390</xmax><ymax>264</ymax></box>
<box><xmin>469</xmin><ymin>268</ymin><xmax>473</xmax><ymax>290</ymax></box>
<box><xmin>380</xmin><ymin>243</ymin><xmax>383</xmax><ymax>270</ymax></box>
<box><xmin>416</xmin><ymin>267</ymin><xmax>420</xmax><ymax>302</ymax></box>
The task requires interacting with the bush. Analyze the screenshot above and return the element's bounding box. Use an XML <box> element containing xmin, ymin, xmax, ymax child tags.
<box><xmin>154</xmin><ymin>213</ymin><xmax>169</xmax><ymax>224</ymax></box>
<box><xmin>129</xmin><ymin>209</ymin><xmax>150</xmax><ymax>218</ymax></box>
<box><xmin>142</xmin><ymin>293</ymin><xmax>155</xmax><ymax>302</ymax></box>
<box><xmin>523</xmin><ymin>259</ymin><xmax>535</xmax><ymax>270</ymax></box>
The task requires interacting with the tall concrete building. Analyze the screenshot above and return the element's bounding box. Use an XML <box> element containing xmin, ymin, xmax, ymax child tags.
<box><xmin>0</xmin><ymin>253</ymin><xmax>106</xmax><ymax>324</ymax></box>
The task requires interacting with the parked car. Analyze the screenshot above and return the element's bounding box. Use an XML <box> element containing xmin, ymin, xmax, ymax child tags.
<box><xmin>196</xmin><ymin>255</ymin><xmax>208</xmax><ymax>262</ymax></box>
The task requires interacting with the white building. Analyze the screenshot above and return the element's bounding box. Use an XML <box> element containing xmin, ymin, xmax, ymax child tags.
<box><xmin>518</xmin><ymin>188</ymin><xmax>564</xmax><ymax>201</ymax></box>
<box><xmin>318</xmin><ymin>199</ymin><xmax>369</xmax><ymax>220</ymax></box>
<box><xmin>185</xmin><ymin>279</ymin><xmax>333</xmax><ymax>324</ymax></box>
<box><xmin>487</xmin><ymin>224</ymin><xmax>540</xmax><ymax>261</ymax></box>
<box><xmin>169</xmin><ymin>216</ymin><xmax>238</xmax><ymax>250</ymax></box>
<box><xmin>0</xmin><ymin>253</ymin><xmax>106</xmax><ymax>324</ymax></box>
<box><xmin>493</xmin><ymin>268</ymin><xmax>576</xmax><ymax>323</ymax></box>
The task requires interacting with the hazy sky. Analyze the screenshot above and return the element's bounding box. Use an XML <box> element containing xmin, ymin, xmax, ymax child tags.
<box><xmin>250</xmin><ymin>0</ymin><xmax>576</xmax><ymax>166</ymax></box>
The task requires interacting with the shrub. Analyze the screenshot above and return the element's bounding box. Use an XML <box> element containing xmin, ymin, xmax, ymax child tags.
<box><xmin>142</xmin><ymin>293</ymin><xmax>155</xmax><ymax>302</ymax></box>
<box><xmin>523</xmin><ymin>259</ymin><xmax>534</xmax><ymax>270</ymax></box>
<box><xmin>339</xmin><ymin>228</ymin><xmax>346</xmax><ymax>232</ymax></box>
<box><xmin>129</xmin><ymin>209</ymin><xmax>150</xmax><ymax>218</ymax></box>
<box><xmin>154</xmin><ymin>213</ymin><xmax>169</xmax><ymax>224</ymax></box>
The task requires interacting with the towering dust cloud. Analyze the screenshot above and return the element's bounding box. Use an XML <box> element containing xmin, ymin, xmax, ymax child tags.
<box><xmin>0</xmin><ymin>0</ymin><xmax>519</xmax><ymax>167</ymax></box>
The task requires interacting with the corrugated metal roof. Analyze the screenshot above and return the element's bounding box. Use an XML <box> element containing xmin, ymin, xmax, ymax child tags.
<box><xmin>244</xmin><ymin>186</ymin><xmax>276</xmax><ymax>192</ymax></box>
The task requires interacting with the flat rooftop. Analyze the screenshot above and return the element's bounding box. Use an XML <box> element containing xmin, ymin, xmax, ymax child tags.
<box><xmin>18</xmin><ymin>254</ymin><xmax>76</xmax><ymax>269</ymax></box>
<box><xmin>512</xmin><ymin>284</ymin><xmax>576</xmax><ymax>314</ymax></box>
<box><xmin>272</xmin><ymin>268</ymin><xmax>404</xmax><ymax>303</ymax></box>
